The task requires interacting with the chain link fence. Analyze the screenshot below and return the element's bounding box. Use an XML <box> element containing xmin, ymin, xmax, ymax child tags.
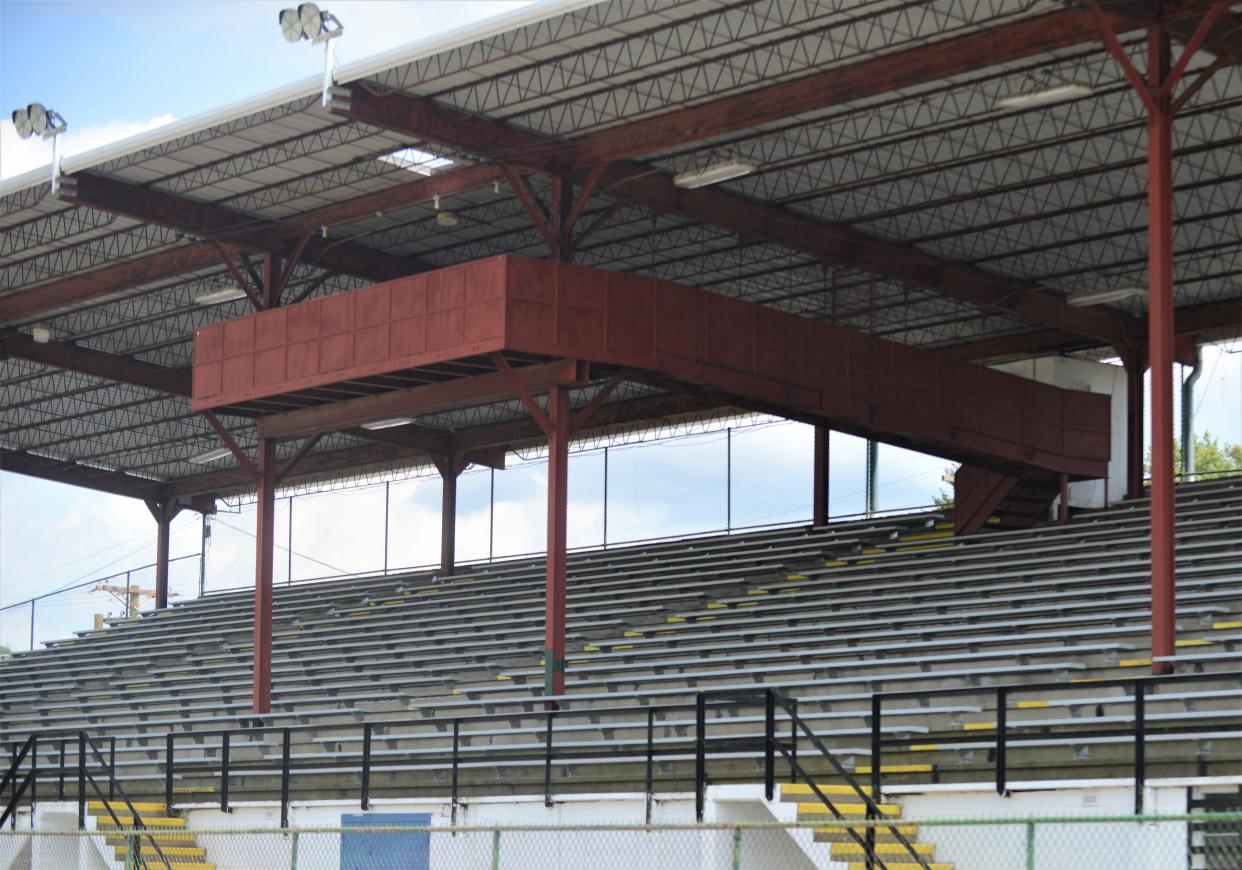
<box><xmin>1</xmin><ymin>419</ymin><xmax>951</xmax><ymax>651</ymax></box>
<box><xmin>200</xmin><ymin>419</ymin><xmax>948</xmax><ymax>594</ymax></box>
<box><xmin>2</xmin><ymin>815</ymin><xmax>1239</xmax><ymax>869</ymax></box>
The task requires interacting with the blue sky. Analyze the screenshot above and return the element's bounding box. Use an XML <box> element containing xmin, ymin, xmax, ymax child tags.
<box><xmin>1</xmin><ymin>1</ymin><xmax>1240</xmax><ymax>652</ymax></box>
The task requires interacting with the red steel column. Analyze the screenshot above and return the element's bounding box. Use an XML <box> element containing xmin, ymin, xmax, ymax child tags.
<box><xmin>544</xmin><ymin>385</ymin><xmax>571</xmax><ymax>699</ymax></box>
<box><xmin>1147</xmin><ymin>28</ymin><xmax>1176</xmax><ymax>675</ymax></box>
<box><xmin>813</xmin><ymin>425</ymin><xmax>830</xmax><ymax>526</ymax></box>
<box><xmin>1124</xmin><ymin>353</ymin><xmax>1146</xmax><ymax>500</ymax></box>
<box><xmin>254</xmin><ymin>438</ymin><xmax>277</xmax><ymax>714</ymax></box>
<box><xmin>440</xmin><ymin>455</ymin><xmax>460</xmax><ymax>577</ymax></box>
<box><xmin>154</xmin><ymin>505</ymin><xmax>173</xmax><ymax>608</ymax></box>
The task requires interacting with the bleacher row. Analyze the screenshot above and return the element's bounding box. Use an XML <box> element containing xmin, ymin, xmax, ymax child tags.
<box><xmin>2</xmin><ymin>477</ymin><xmax>1241</xmax><ymax>806</ymax></box>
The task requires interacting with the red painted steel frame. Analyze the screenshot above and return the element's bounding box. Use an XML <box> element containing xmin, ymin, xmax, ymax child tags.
<box><xmin>1147</xmin><ymin>29</ymin><xmax>1178</xmax><ymax>676</ymax></box>
<box><xmin>254</xmin><ymin>439</ymin><xmax>277</xmax><ymax>714</ymax></box>
<box><xmin>194</xmin><ymin>256</ymin><xmax>1111</xmax><ymax>479</ymax></box>
<box><xmin>545</xmin><ymin>385</ymin><xmax>570</xmax><ymax>699</ymax></box>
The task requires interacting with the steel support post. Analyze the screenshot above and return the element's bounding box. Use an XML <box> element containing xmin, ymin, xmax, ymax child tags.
<box><xmin>544</xmin><ymin>385</ymin><xmax>570</xmax><ymax>700</ymax></box>
<box><xmin>253</xmin><ymin>438</ymin><xmax>277</xmax><ymax>714</ymax></box>
<box><xmin>1146</xmin><ymin>28</ymin><xmax>1177</xmax><ymax>675</ymax></box>
<box><xmin>148</xmin><ymin>500</ymin><xmax>182</xmax><ymax>609</ymax></box>
<box><xmin>1124</xmin><ymin>353</ymin><xmax>1146</xmax><ymax>500</ymax></box>
<box><xmin>813</xmin><ymin>425</ymin><xmax>830</xmax><ymax>526</ymax></box>
<box><xmin>439</xmin><ymin>455</ymin><xmax>460</xmax><ymax>578</ymax></box>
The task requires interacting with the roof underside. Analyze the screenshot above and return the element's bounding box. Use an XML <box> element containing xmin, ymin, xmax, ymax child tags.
<box><xmin>1</xmin><ymin>0</ymin><xmax>1240</xmax><ymax>498</ymax></box>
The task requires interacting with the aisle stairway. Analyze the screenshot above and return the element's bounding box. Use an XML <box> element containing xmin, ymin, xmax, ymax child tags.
<box><xmin>780</xmin><ymin>783</ymin><xmax>950</xmax><ymax>870</ymax></box>
<box><xmin>89</xmin><ymin>800</ymin><xmax>214</xmax><ymax>869</ymax></box>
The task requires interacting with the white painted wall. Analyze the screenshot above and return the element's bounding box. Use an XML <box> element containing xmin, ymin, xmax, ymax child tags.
<box><xmin>900</xmin><ymin>784</ymin><xmax>1186</xmax><ymax>870</ymax></box>
<box><xmin>992</xmin><ymin>356</ymin><xmax>1128</xmax><ymax>508</ymax></box>
<box><xmin>8</xmin><ymin>781</ymin><xmax>1208</xmax><ymax>870</ymax></box>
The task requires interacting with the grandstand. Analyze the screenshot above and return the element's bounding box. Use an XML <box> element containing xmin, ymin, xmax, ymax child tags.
<box><xmin>3</xmin><ymin>0</ymin><xmax>1242</xmax><ymax>868</ymax></box>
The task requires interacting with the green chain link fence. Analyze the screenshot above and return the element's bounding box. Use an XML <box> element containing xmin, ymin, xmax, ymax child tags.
<box><xmin>2</xmin><ymin>813</ymin><xmax>1239</xmax><ymax>869</ymax></box>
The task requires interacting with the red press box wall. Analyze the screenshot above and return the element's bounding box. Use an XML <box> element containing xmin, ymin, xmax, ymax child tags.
<box><xmin>193</xmin><ymin>255</ymin><xmax>1110</xmax><ymax>476</ymax></box>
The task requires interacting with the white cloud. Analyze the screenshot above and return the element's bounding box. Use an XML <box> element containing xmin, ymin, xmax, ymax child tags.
<box><xmin>0</xmin><ymin>114</ymin><xmax>175</xmax><ymax>182</ymax></box>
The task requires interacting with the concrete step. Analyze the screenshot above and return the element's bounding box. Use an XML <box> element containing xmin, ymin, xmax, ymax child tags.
<box><xmin>780</xmin><ymin>781</ymin><xmax>872</xmax><ymax>801</ymax></box>
<box><xmin>814</xmin><ymin>824</ymin><xmax>918</xmax><ymax>843</ymax></box>
<box><xmin>796</xmin><ymin>802</ymin><xmax>902</xmax><ymax>819</ymax></box>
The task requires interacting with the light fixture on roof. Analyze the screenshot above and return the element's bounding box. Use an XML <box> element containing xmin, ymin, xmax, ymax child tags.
<box><xmin>673</xmin><ymin>159</ymin><xmax>758</xmax><ymax>190</ymax></box>
<box><xmin>997</xmin><ymin>82</ymin><xmax>1093</xmax><ymax>110</ymax></box>
<box><xmin>278</xmin><ymin>3</ymin><xmax>344</xmax><ymax>107</ymax></box>
<box><xmin>188</xmin><ymin>446</ymin><xmax>234</xmax><ymax>464</ymax></box>
<box><xmin>1066</xmin><ymin>286</ymin><xmax>1146</xmax><ymax>307</ymax></box>
<box><xmin>194</xmin><ymin>286</ymin><xmax>249</xmax><ymax>306</ymax></box>
<box><xmin>30</xmin><ymin>323</ymin><xmax>52</xmax><ymax>344</ymax></box>
<box><xmin>361</xmin><ymin>417</ymin><xmax>414</xmax><ymax>431</ymax></box>
<box><xmin>10</xmin><ymin>102</ymin><xmax>68</xmax><ymax>194</ymax></box>
<box><xmin>430</xmin><ymin>194</ymin><xmax>459</xmax><ymax>228</ymax></box>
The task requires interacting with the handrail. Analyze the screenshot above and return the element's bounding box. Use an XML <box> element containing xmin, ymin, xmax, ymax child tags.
<box><xmin>81</xmin><ymin>732</ymin><xmax>172</xmax><ymax>870</ymax></box>
<box><xmin>771</xmin><ymin>693</ymin><xmax>929</xmax><ymax>870</ymax></box>
<box><xmin>1</xmin><ymin>735</ymin><xmax>36</xmax><ymax>829</ymax></box>
<box><xmin>869</xmin><ymin>671</ymin><xmax>1242</xmax><ymax>817</ymax></box>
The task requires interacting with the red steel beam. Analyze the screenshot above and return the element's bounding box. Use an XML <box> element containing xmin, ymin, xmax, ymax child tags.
<box><xmin>0</xmin><ymin>244</ymin><xmax>224</xmax><ymax>323</ymax></box>
<box><xmin>0</xmin><ymin>333</ymin><xmax>192</xmax><ymax>395</ymax></box>
<box><xmin>0</xmin><ymin>167</ymin><xmax>499</xmax><ymax>326</ymax></box>
<box><xmin>336</xmin><ymin>87</ymin><xmax>1136</xmax><ymax>349</ymax></box>
<box><xmin>255</xmin><ymin>359</ymin><xmax>590</xmax><ymax>441</ymax></box>
<box><xmin>166</xmin><ymin>391</ymin><xmax>721</xmax><ymax>497</ymax></box>
<box><xmin>0</xmin><ymin>448</ymin><xmax>166</xmax><ymax>500</ymax></box>
<box><xmin>60</xmin><ymin>172</ymin><xmax>423</xmax><ymax>284</ymax></box>
<box><xmin>553</xmin><ymin>8</ymin><xmax>1127</xmax><ymax>169</ymax></box>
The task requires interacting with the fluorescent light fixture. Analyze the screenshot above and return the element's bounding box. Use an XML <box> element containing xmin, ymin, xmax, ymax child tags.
<box><xmin>188</xmin><ymin>447</ymin><xmax>233</xmax><ymax>464</ymax></box>
<box><xmin>1067</xmin><ymin>286</ymin><xmax>1145</xmax><ymax>307</ymax></box>
<box><xmin>194</xmin><ymin>287</ymin><xmax>249</xmax><ymax>306</ymax></box>
<box><xmin>361</xmin><ymin>417</ymin><xmax>414</xmax><ymax>431</ymax></box>
<box><xmin>435</xmin><ymin>211</ymin><xmax>460</xmax><ymax>229</ymax></box>
<box><xmin>673</xmin><ymin>159</ymin><xmax>758</xmax><ymax>190</ymax></box>
<box><xmin>997</xmin><ymin>82</ymin><xmax>1093</xmax><ymax>110</ymax></box>
<box><xmin>30</xmin><ymin>323</ymin><xmax>52</xmax><ymax>344</ymax></box>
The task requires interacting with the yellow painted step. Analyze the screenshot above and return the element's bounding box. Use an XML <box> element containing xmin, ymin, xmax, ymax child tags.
<box><xmin>855</xmin><ymin>764</ymin><xmax>933</xmax><ymax>775</ymax></box>
<box><xmin>96</xmin><ymin>816</ymin><xmax>186</xmax><ymax>828</ymax></box>
<box><xmin>848</xmin><ymin>864</ymin><xmax>951</xmax><ymax>870</ymax></box>
<box><xmin>833</xmin><ymin>841</ymin><xmax>935</xmax><ymax>857</ymax></box>
<box><xmin>796</xmin><ymin>802</ymin><xmax>902</xmax><ymax>818</ymax></box>
<box><xmin>88</xmin><ymin>800</ymin><xmax>167</xmax><ymax>815</ymax></box>
<box><xmin>1212</xmin><ymin>620</ymin><xmax>1242</xmax><ymax>630</ymax></box>
<box><xmin>782</xmin><ymin>782</ymin><xmax>871</xmax><ymax>798</ymax></box>
<box><xmin>814</xmin><ymin>823</ymin><xmax>918</xmax><ymax>843</ymax></box>
<box><xmin>113</xmin><ymin>844</ymin><xmax>205</xmax><ymax>859</ymax></box>
<box><xmin>106</xmin><ymin>832</ymin><xmax>198</xmax><ymax>845</ymax></box>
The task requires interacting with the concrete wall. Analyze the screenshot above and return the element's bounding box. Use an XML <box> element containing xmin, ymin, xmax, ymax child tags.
<box><xmin>992</xmin><ymin>356</ymin><xmax>1128</xmax><ymax>508</ymax></box>
<box><xmin>899</xmin><ymin>784</ymin><xmax>1187</xmax><ymax>870</ymax></box>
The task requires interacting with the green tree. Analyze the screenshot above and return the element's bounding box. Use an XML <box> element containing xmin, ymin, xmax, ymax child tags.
<box><xmin>1146</xmin><ymin>431</ymin><xmax>1242</xmax><ymax>476</ymax></box>
<box><xmin>0</xmin><ymin>642</ymin><xmax>10</xmax><ymax>658</ymax></box>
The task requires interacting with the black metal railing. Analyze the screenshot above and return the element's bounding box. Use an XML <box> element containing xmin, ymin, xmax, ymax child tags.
<box><xmin>2</xmin><ymin>731</ymin><xmax>172</xmax><ymax>869</ymax></box>
<box><xmin>691</xmin><ymin>689</ymin><xmax>928</xmax><ymax>870</ymax></box>
<box><xmin>870</xmin><ymin>670</ymin><xmax>1242</xmax><ymax>816</ymax></box>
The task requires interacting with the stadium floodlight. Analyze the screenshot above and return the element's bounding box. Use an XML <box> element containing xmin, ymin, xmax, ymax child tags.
<box><xmin>673</xmin><ymin>159</ymin><xmax>757</xmax><ymax>189</ymax></box>
<box><xmin>361</xmin><ymin>417</ymin><xmax>414</xmax><ymax>431</ymax></box>
<box><xmin>278</xmin><ymin>3</ymin><xmax>344</xmax><ymax>107</ymax></box>
<box><xmin>997</xmin><ymin>82</ymin><xmax>1093</xmax><ymax>110</ymax></box>
<box><xmin>1066</xmin><ymin>286</ymin><xmax>1145</xmax><ymax>307</ymax></box>
<box><xmin>194</xmin><ymin>286</ymin><xmax>250</xmax><ymax>306</ymax></box>
<box><xmin>188</xmin><ymin>446</ymin><xmax>234</xmax><ymax>464</ymax></box>
<box><xmin>10</xmin><ymin>102</ymin><xmax>68</xmax><ymax>193</ymax></box>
